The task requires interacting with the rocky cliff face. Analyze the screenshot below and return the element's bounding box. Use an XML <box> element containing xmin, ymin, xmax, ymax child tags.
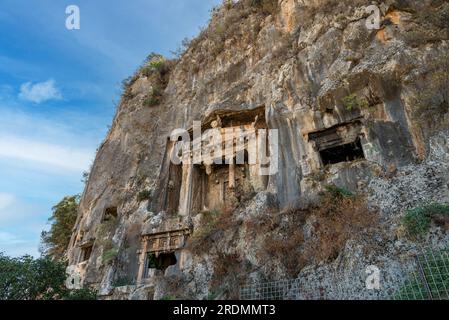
<box><xmin>66</xmin><ymin>0</ymin><xmax>449</xmax><ymax>299</ymax></box>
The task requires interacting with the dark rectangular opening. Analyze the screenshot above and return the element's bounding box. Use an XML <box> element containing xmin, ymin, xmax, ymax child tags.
<box><xmin>319</xmin><ymin>138</ymin><xmax>365</xmax><ymax>165</ymax></box>
<box><xmin>81</xmin><ymin>245</ymin><xmax>93</xmax><ymax>262</ymax></box>
<box><xmin>146</xmin><ymin>252</ymin><xmax>177</xmax><ymax>274</ymax></box>
<box><xmin>103</xmin><ymin>207</ymin><xmax>118</xmax><ymax>221</ymax></box>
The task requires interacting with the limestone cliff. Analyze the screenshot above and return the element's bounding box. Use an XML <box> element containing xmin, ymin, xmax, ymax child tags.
<box><xmin>66</xmin><ymin>0</ymin><xmax>449</xmax><ymax>300</ymax></box>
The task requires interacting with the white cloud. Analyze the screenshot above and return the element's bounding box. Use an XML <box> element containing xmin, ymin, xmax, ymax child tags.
<box><xmin>0</xmin><ymin>193</ymin><xmax>15</xmax><ymax>211</ymax></box>
<box><xmin>0</xmin><ymin>135</ymin><xmax>92</xmax><ymax>172</ymax></box>
<box><xmin>19</xmin><ymin>79</ymin><xmax>62</xmax><ymax>103</ymax></box>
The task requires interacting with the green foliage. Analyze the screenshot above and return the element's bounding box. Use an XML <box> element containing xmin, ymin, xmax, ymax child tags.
<box><xmin>96</xmin><ymin>215</ymin><xmax>119</xmax><ymax>265</ymax></box>
<box><xmin>324</xmin><ymin>184</ymin><xmax>354</xmax><ymax>198</ymax></box>
<box><xmin>112</xmin><ymin>276</ymin><xmax>134</xmax><ymax>288</ymax></box>
<box><xmin>192</xmin><ymin>210</ymin><xmax>220</xmax><ymax>239</ymax></box>
<box><xmin>187</xmin><ymin>210</ymin><xmax>227</xmax><ymax>254</ymax></box>
<box><xmin>250</xmin><ymin>0</ymin><xmax>279</xmax><ymax>15</ymax></box>
<box><xmin>96</xmin><ymin>215</ymin><xmax>118</xmax><ymax>240</ymax></box>
<box><xmin>223</xmin><ymin>0</ymin><xmax>233</xmax><ymax>10</ymax></box>
<box><xmin>402</xmin><ymin>208</ymin><xmax>431</xmax><ymax>237</ymax></box>
<box><xmin>102</xmin><ymin>247</ymin><xmax>119</xmax><ymax>265</ymax></box>
<box><xmin>402</xmin><ymin>203</ymin><xmax>449</xmax><ymax>237</ymax></box>
<box><xmin>40</xmin><ymin>195</ymin><xmax>79</xmax><ymax>260</ymax></box>
<box><xmin>342</xmin><ymin>94</ymin><xmax>368</xmax><ymax>111</ymax></box>
<box><xmin>63</xmin><ymin>288</ymin><xmax>97</xmax><ymax>300</ymax></box>
<box><xmin>137</xmin><ymin>189</ymin><xmax>152</xmax><ymax>202</ymax></box>
<box><xmin>0</xmin><ymin>253</ymin><xmax>96</xmax><ymax>300</ymax></box>
<box><xmin>142</xmin><ymin>53</ymin><xmax>169</xmax><ymax>77</ymax></box>
<box><xmin>0</xmin><ymin>254</ymin><xmax>66</xmax><ymax>300</ymax></box>
<box><xmin>205</xmin><ymin>291</ymin><xmax>221</xmax><ymax>300</ymax></box>
<box><xmin>144</xmin><ymin>85</ymin><xmax>163</xmax><ymax>107</ymax></box>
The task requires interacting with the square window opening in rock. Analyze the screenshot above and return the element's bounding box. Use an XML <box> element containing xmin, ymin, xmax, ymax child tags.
<box><xmin>319</xmin><ymin>138</ymin><xmax>365</xmax><ymax>165</ymax></box>
<box><xmin>146</xmin><ymin>252</ymin><xmax>177</xmax><ymax>273</ymax></box>
<box><xmin>81</xmin><ymin>245</ymin><xmax>93</xmax><ymax>262</ymax></box>
<box><xmin>103</xmin><ymin>207</ymin><xmax>118</xmax><ymax>221</ymax></box>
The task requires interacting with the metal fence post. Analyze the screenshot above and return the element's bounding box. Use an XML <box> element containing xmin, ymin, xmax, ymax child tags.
<box><xmin>415</xmin><ymin>254</ymin><xmax>433</xmax><ymax>300</ymax></box>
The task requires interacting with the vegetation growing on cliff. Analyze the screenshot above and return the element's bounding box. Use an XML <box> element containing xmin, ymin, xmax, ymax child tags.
<box><xmin>257</xmin><ymin>186</ymin><xmax>378</xmax><ymax>276</ymax></box>
<box><xmin>402</xmin><ymin>203</ymin><xmax>449</xmax><ymax>238</ymax></box>
<box><xmin>96</xmin><ymin>216</ymin><xmax>120</xmax><ymax>265</ymax></box>
<box><xmin>186</xmin><ymin>185</ymin><xmax>379</xmax><ymax>295</ymax></box>
<box><xmin>40</xmin><ymin>195</ymin><xmax>79</xmax><ymax>261</ymax></box>
<box><xmin>411</xmin><ymin>53</ymin><xmax>449</xmax><ymax>135</ymax></box>
<box><xmin>121</xmin><ymin>53</ymin><xmax>175</xmax><ymax>104</ymax></box>
<box><xmin>302</xmin><ymin>188</ymin><xmax>379</xmax><ymax>264</ymax></box>
<box><xmin>403</xmin><ymin>2</ymin><xmax>449</xmax><ymax>47</ymax></box>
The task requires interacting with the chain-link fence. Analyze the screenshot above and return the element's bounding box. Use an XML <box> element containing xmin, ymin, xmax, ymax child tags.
<box><xmin>240</xmin><ymin>279</ymin><xmax>301</xmax><ymax>300</ymax></box>
<box><xmin>240</xmin><ymin>247</ymin><xmax>449</xmax><ymax>300</ymax></box>
<box><xmin>390</xmin><ymin>248</ymin><xmax>449</xmax><ymax>300</ymax></box>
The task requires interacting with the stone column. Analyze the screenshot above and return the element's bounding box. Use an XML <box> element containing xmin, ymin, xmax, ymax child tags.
<box><xmin>136</xmin><ymin>238</ymin><xmax>149</xmax><ymax>284</ymax></box>
<box><xmin>178</xmin><ymin>163</ymin><xmax>193</xmax><ymax>216</ymax></box>
<box><xmin>229</xmin><ymin>163</ymin><xmax>235</xmax><ymax>188</ymax></box>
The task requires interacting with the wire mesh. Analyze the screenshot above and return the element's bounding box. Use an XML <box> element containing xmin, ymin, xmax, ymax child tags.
<box><xmin>391</xmin><ymin>248</ymin><xmax>449</xmax><ymax>300</ymax></box>
<box><xmin>240</xmin><ymin>247</ymin><xmax>449</xmax><ymax>300</ymax></box>
<box><xmin>240</xmin><ymin>279</ymin><xmax>301</xmax><ymax>300</ymax></box>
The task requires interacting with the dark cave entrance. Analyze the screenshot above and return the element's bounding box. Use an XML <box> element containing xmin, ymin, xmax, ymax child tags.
<box><xmin>102</xmin><ymin>206</ymin><xmax>117</xmax><ymax>222</ymax></box>
<box><xmin>319</xmin><ymin>138</ymin><xmax>365</xmax><ymax>165</ymax></box>
<box><xmin>80</xmin><ymin>244</ymin><xmax>93</xmax><ymax>262</ymax></box>
<box><xmin>147</xmin><ymin>252</ymin><xmax>177</xmax><ymax>273</ymax></box>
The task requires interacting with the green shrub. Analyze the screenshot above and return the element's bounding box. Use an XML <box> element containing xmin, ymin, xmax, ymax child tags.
<box><xmin>187</xmin><ymin>209</ymin><xmax>236</xmax><ymax>255</ymax></box>
<box><xmin>102</xmin><ymin>247</ymin><xmax>119</xmax><ymax>265</ymax></box>
<box><xmin>96</xmin><ymin>216</ymin><xmax>118</xmax><ymax>240</ymax></box>
<box><xmin>101</xmin><ymin>245</ymin><xmax>119</xmax><ymax>264</ymax></box>
<box><xmin>137</xmin><ymin>189</ymin><xmax>152</xmax><ymax>202</ymax></box>
<box><xmin>342</xmin><ymin>94</ymin><xmax>368</xmax><ymax>111</ymax></box>
<box><xmin>144</xmin><ymin>86</ymin><xmax>163</xmax><ymax>107</ymax></box>
<box><xmin>402</xmin><ymin>207</ymin><xmax>431</xmax><ymax>237</ymax></box>
<box><xmin>402</xmin><ymin>203</ymin><xmax>449</xmax><ymax>237</ymax></box>
<box><xmin>250</xmin><ymin>0</ymin><xmax>278</xmax><ymax>15</ymax></box>
<box><xmin>141</xmin><ymin>53</ymin><xmax>168</xmax><ymax>76</ymax></box>
<box><xmin>112</xmin><ymin>276</ymin><xmax>134</xmax><ymax>288</ymax></box>
<box><xmin>63</xmin><ymin>288</ymin><xmax>97</xmax><ymax>300</ymax></box>
<box><xmin>324</xmin><ymin>184</ymin><xmax>353</xmax><ymax>198</ymax></box>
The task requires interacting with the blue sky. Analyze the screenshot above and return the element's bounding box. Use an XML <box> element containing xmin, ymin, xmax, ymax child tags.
<box><xmin>0</xmin><ymin>0</ymin><xmax>220</xmax><ymax>257</ymax></box>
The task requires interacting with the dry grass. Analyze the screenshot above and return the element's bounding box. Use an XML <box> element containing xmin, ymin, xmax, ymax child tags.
<box><xmin>185</xmin><ymin>186</ymin><xmax>379</xmax><ymax>296</ymax></box>
<box><xmin>302</xmin><ymin>191</ymin><xmax>379</xmax><ymax>264</ymax></box>
<box><xmin>255</xmin><ymin>207</ymin><xmax>308</xmax><ymax>277</ymax></box>
<box><xmin>210</xmin><ymin>252</ymin><xmax>251</xmax><ymax>299</ymax></box>
<box><xmin>255</xmin><ymin>188</ymin><xmax>379</xmax><ymax>276</ymax></box>
<box><xmin>402</xmin><ymin>2</ymin><xmax>449</xmax><ymax>47</ymax></box>
<box><xmin>187</xmin><ymin>207</ymin><xmax>239</xmax><ymax>255</ymax></box>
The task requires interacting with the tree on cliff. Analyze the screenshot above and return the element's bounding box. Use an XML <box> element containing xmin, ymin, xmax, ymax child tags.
<box><xmin>0</xmin><ymin>253</ymin><xmax>96</xmax><ymax>300</ymax></box>
<box><xmin>40</xmin><ymin>195</ymin><xmax>79</xmax><ymax>261</ymax></box>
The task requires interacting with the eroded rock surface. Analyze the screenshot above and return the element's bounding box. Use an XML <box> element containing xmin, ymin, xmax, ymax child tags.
<box><xmin>66</xmin><ymin>0</ymin><xmax>449</xmax><ymax>299</ymax></box>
